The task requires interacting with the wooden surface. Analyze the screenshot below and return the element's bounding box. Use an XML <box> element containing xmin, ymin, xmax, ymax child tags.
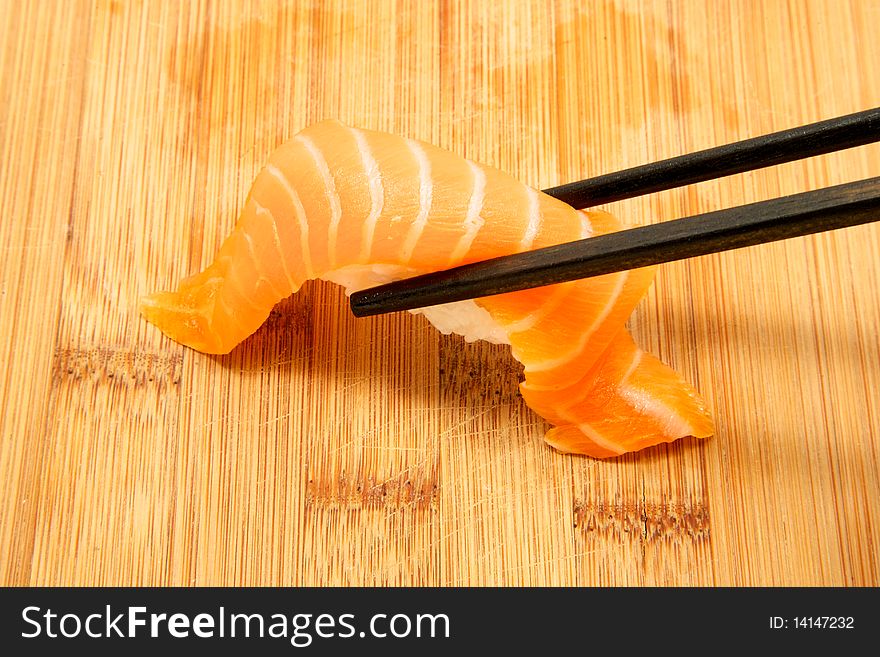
<box><xmin>1</xmin><ymin>0</ymin><xmax>878</xmax><ymax>586</ymax></box>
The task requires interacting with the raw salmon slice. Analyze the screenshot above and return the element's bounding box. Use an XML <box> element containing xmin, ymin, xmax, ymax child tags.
<box><xmin>141</xmin><ymin>120</ymin><xmax>713</xmax><ymax>458</ymax></box>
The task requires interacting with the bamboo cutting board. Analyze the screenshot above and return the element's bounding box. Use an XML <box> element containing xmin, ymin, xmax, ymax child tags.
<box><xmin>1</xmin><ymin>0</ymin><xmax>878</xmax><ymax>586</ymax></box>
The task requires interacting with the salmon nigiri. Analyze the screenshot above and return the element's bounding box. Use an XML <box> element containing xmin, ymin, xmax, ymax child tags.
<box><xmin>141</xmin><ymin>120</ymin><xmax>713</xmax><ymax>457</ymax></box>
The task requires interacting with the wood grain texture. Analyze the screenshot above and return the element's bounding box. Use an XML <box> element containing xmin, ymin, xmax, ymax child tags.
<box><xmin>1</xmin><ymin>0</ymin><xmax>878</xmax><ymax>586</ymax></box>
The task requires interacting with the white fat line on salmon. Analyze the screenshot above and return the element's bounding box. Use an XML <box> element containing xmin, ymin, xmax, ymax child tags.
<box><xmin>619</xmin><ymin>349</ymin><xmax>644</xmax><ymax>386</ymax></box>
<box><xmin>215</xmin><ymin>251</ymin><xmax>265</xmax><ymax>313</ymax></box>
<box><xmin>241</xmin><ymin>227</ymin><xmax>289</xmax><ymax>299</ymax></box>
<box><xmin>518</xmin><ymin>187</ymin><xmax>542</xmax><ymax>251</ymax></box>
<box><xmin>500</xmin><ymin>209</ymin><xmax>595</xmax><ymax>333</ymax></box>
<box><xmin>214</xmin><ymin>281</ymin><xmax>255</xmax><ymax>335</ymax></box>
<box><xmin>350</xmin><ymin>127</ymin><xmax>385</xmax><ymax>263</ymax></box>
<box><xmin>578</xmin><ymin>210</ymin><xmax>594</xmax><ymax>239</ymax></box>
<box><xmin>618</xmin><ymin>385</ymin><xmax>694</xmax><ymax>439</ymax></box>
<box><xmin>541</xmin><ymin>350</ymin><xmax>632</xmax><ymax>417</ymax></box>
<box><xmin>543</xmin><ymin>342</ymin><xmax>646</xmax><ymax>420</ymax></box>
<box><xmin>502</xmin><ymin>282</ymin><xmax>574</xmax><ymax>334</ymax></box>
<box><xmin>252</xmin><ymin>200</ymin><xmax>298</xmax><ymax>293</ymax></box>
<box><xmin>547</xmin><ymin>381</ymin><xmax>597</xmax><ymax>426</ymax></box>
<box><xmin>296</xmin><ymin>134</ymin><xmax>343</xmax><ymax>269</ymax></box>
<box><xmin>141</xmin><ymin>274</ymin><xmax>238</xmax><ymax>346</ymax></box>
<box><xmin>576</xmin><ymin>422</ymin><xmax>626</xmax><ymax>455</ymax></box>
<box><xmin>265</xmin><ymin>164</ymin><xmax>314</xmax><ymax>279</ymax></box>
<box><xmin>447</xmin><ymin>160</ymin><xmax>486</xmax><ymax>265</ymax></box>
<box><xmin>523</xmin><ymin>271</ymin><xmax>629</xmax><ymax>374</ymax></box>
<box><xmin>399</xmin><ymin>139</ymin><xmax>433</xmax><ymax>263</ymax></box>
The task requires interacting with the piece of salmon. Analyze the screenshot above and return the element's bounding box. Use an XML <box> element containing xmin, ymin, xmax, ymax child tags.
<box><xmin>141</xmin><ymin>120</ymin><xmax>713</xmax><ymax>457</ymax></box>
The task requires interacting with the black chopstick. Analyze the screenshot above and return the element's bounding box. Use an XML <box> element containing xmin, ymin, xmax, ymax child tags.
<box><xmin>349</xmin><ymin>177</ymin><xmax>880</xmax><ymax>316</ymax></box>
<box><xmin>543</xmin><ymin>107</ymin><xmax>880</xmax><ymax>208</ymax></box>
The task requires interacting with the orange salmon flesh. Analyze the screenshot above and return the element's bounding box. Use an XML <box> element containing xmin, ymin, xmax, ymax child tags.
<box><xmin>141</xmin><ymin>120</ymin><xmax>713</xmax><ymax>458</ymax></box>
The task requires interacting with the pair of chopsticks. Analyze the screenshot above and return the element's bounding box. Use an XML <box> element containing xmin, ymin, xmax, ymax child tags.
<box><xmin>350</xmin><ymin>108</ymin><xmax>880</xmax><ymax>317</ymax></box>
